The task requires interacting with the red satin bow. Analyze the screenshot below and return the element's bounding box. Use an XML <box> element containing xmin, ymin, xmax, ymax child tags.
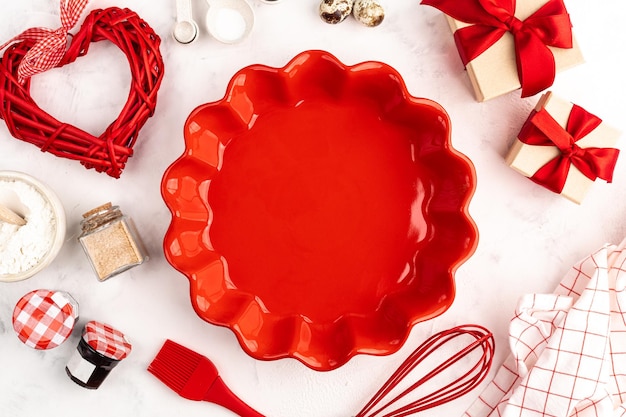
<box><xmin>422</xmin><ymin>0</ymin><xmax>573</xmax><ymax>97</ymax></box>
<box><xmin>518</xmin><ymin>105</ymin><xmax>620</xmax><ymax>194</ymax></box>
<box><xmin>0</xmin><ymin>0</ymin><xmax>89</xmax><ymax>83</ymax></box>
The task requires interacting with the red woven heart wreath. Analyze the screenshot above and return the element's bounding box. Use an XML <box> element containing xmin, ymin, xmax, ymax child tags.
<box><xmin>0</xmin><ymin>3</ymin><xmax>164</xmax><ymax>178</ymax></box>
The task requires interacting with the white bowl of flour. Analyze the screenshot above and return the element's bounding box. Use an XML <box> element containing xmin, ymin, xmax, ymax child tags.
<box><xmin>0</xmin><ymin>171</ymin><xmax>66</xmax><ymax>282</ymax></box>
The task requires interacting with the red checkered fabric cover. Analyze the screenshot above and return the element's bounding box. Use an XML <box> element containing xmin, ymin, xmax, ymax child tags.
<box><xmin>83</xmin><ymin>321</ymin><xmax>131</xmax><ymax>360</ymax></box>
<box><xmin>464</xmin><ymin>240</ymin><xmax>626</xmax><ymax>417</ymax></box>
<box><xmin>12</xmin><ymin>290</ymin><xmax>78</xmax><ymax>349</ymax></box>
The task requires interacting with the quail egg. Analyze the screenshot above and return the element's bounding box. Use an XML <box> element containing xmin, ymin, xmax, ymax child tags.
<box><xmin>319</xmin><ymin>0</ymin><xmax>354</xmax><ymax>24</ymax></box>
<box><xmin>353</xmin><ymin>0</ymin><xmax>385</xmax><ymax>27</ymax></box>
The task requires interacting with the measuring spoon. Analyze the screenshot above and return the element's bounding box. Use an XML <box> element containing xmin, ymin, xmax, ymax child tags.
<box><xmin>173</xmin><ymin>0</ymin><xmax>200</xmax><ymax>44</ymax></box>
<box><xmin>205</xmin><ymin>0</ymin><xmax>255</xmax><ymax>44</ymax></box>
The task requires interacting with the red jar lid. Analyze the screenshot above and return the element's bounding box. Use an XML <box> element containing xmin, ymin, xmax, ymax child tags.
<box><xmin>12</xmin><ymin>290</ymin><xmax>79</xmax><ymax>349</ymax></box>
<box><xmin>83</xmin><ymin>321</ymin><xmax>132</xmax><ymax>360</ymax></box>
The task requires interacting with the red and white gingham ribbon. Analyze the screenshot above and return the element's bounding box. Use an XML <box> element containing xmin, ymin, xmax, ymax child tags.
<box><xmin>84</xmin><ymin>321</ymin><xmax>132</xmax><ymax>360</ymax></box>
<box><xmin>0</xmin><ymin>0</ymin><xmax>89</xmax><ymax>83</ymax></box>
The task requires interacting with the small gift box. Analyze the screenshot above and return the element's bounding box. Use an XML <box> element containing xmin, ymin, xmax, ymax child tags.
<box><xmin>422</xmin><ymin>0</ymin><xmax>584</xmax><ymax>101</ymax></box>
<box><xmin>506</xmin><ymin>92</ymin><xmax>621</xmax><ymax>204</ymax></box>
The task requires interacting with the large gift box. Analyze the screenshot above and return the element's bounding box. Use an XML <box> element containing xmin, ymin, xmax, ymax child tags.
<box><xmin>423</xmin><ymin>0</ymin><xmax>584</xmax><ymax>101</ymax></box>
<box><xmin>506</xmin><ymin>92</ymin><xmax>621</xmax><ymax>204</ymax></box>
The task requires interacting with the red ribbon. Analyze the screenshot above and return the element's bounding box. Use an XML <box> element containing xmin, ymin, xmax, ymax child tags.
<box><xmin>0</xmin><ymin>0</ymin><xmax>89</xmax><ymax>83</ymax></box>
<box><xmin>421</xmin><ymin>0</ymin><xmax>573</xmax><ymax>97</ymax></box>
<box><xmin>518</xmin><ymin>105</ymin><xmax>619</xmax><ymax>194</ymax></box>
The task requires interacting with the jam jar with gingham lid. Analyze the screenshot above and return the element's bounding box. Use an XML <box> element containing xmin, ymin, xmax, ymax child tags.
<box><xmin>65</xmin><ymin>321</ymin><xmax>132</xmax><ymax>389</ymax></box>
<box><xmin>12</xmin><ymin>289</ymin><xmax>79</xmax><ymax>349</ymax></box>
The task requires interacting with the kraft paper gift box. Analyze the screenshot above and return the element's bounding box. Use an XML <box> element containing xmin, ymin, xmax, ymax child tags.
<box><xmin>506</xmin><ymin>92</ymin><xmax>621</xmax><ymax>204</ymax></box>
<box><xmin>423</xmin><ymin>0</ymin><xmax>585</xmax><ymax>102</ymax></box>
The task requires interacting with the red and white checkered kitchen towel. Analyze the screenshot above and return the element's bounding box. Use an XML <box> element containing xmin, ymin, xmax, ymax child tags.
<box><xmin>12</xmin><ymin>289</ymin><xmax>78</xmax><ymax>349</ymax></box>
<box><xmin>464</xmin><ymin>239</ymin><xmax>626</xmax><ymax>417</ymax></box>
<box><xmin>83</xmin><ymin>321</ymin><xmax>131</xmax><ymax>361</ymax></box>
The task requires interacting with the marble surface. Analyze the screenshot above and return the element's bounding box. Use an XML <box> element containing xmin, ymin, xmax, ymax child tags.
<box><xmin>1</xmin><ymin>0</ymin><xmax>626</xmax><ymax>416</ymax></box>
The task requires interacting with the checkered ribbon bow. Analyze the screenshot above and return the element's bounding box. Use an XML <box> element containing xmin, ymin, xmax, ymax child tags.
<box><xmin>0</xmin><ymin>0</ymin><xmax>89</xmax><ymax>83</ymax></box>
<box><xmin>464</xmin><ymin>239</ymin><xmax>626</xmax><ymax>417</ymax></box>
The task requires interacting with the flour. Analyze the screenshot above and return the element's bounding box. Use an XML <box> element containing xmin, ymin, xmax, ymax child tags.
<box><xmin>212</xmin><ymin>8</ymin><xmax>247</xmax><ymax>42</ymax></box>
<box><xmin>0</xmin><ymin>179</ymin><xmax>56</xmax><ymax>274</ymax></box>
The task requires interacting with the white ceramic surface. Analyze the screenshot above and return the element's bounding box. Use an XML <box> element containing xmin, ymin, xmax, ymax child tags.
<box><xmin>0</xmin><ymin>1</ymin><xmax>625</xmax><ymax>416</ymax></box>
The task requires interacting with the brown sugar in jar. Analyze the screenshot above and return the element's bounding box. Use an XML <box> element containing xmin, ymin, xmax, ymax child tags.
<box><xmin>78</xmin><ymin>203</ymin><xmax>147</xmax><ymax>281</ymax></box>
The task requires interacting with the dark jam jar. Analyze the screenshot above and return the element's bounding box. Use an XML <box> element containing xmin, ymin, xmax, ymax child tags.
<box><xmin>65</xmin><ymin>321</ymin><xmax>132</xmax><ymax>389</ymax></box>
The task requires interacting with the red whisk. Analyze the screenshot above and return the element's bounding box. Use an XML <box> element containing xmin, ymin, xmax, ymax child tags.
<box><xmin>355</xmin><ymin>325</ymin><xmax>495</xmax><ymax>417</ymax></box>
<box><xmin>148</xmin><ymin>325</ymin><xmax>494</xmax><ymax>417</ymax></box>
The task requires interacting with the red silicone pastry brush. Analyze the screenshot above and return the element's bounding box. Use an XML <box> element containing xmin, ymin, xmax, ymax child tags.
<box><xmin>148</xmin><ymin>339</ymin><xmax>265</xmax><ymax>417</ymax></box>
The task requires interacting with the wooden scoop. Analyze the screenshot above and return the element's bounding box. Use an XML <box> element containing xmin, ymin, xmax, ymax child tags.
<box><xmin>0</xmin><ymin>203</ymin><xmax>26</xmax><ymax>226</ymax></box>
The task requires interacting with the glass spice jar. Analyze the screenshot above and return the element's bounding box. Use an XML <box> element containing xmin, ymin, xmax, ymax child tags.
<box><xmin>78</xmin><ymin>203</ymin><xmax>147</xmax><ymax>281</ymax></box>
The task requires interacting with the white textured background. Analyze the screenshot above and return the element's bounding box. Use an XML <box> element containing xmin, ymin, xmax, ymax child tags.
<box><xmin>0</xmin><ymin>0</ymin><xmax>625</xmax><ymax>416</ymax></box>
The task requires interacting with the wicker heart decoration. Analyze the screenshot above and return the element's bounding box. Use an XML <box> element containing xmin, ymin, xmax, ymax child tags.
<box><xmin>0</xmin><ymin>6</ymin><xmax>164</xmax><ymax>178</ymax></box>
